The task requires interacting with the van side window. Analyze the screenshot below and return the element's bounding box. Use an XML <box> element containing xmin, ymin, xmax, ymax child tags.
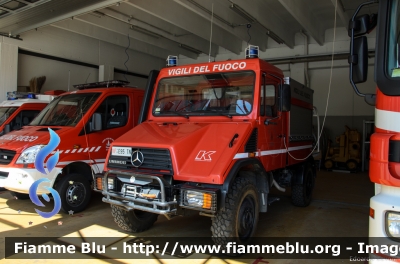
<box><xmin>11</xmin><ymin>110</ymin><xmax>41</xmax><ymax>131</ymax></box>
<box><xmin>260</xmin><ymin>85</ymin><xmax>277</xmax><ymax>117</ymax></box>
<box><xmin>94</xmin><ymin>95</ymin><xmax>129</xmax><ymax>129</ymax></box>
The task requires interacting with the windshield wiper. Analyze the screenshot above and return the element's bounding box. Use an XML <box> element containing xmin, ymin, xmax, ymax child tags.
<box><xmin>191</xmin><ymin>109</ymin><xmax>232</xmax><ymax>119</ymax></box>
<box><xmin>163</xmin><ymin>111</ymin><xmax>189</xmax><ymax>119</ymax></box>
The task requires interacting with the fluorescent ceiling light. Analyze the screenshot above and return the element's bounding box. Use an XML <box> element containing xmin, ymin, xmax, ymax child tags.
<box><xmin>266</xmin><ymin>30</ymin><xmax>284</xmax><ymax>44</ymax></box>
<box><xmin>179</xmin><ymin>44</ymin><xmax>202</xmax><ymax>54</ymax></box>
<box><xmin>130</xmin><ymin>25</ymin><xmax>162</xmax><ymax>38</ymax></box>
<box><xmin>1</xmin><ymin>1</ymin><xmax>26</xmax><ymax>11</ymax></box>
<box><xmin>229</xmin><ymin>3</ymin><xmax>256</xmax><ymax>23</ymax></box>
<box><xmin>0</xmin><ymin>9</ymin><xmax>8</xmax><ymax>17</ymax></box>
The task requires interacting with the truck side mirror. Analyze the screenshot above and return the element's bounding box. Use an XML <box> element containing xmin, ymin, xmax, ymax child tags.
<box><xmin>91</xmin><ymin>113</ymin><xmax>102</xmax><ymax>131</ymax></box>
<box><xmin>279</xmin><ymin>84</ymin><xmax>291</xmax><ymax>112</ymax></box>
<box><xmin>350</xmin><ymin>36</ymin><xmax>368</xmax><ymax>84</ymax></box>
<box><xmin>4</xmin><ymin>124</ymin><xmax>10</xmax><ymax>134</ymax></box>
<box><xmin>347</xmin><ymin>14</ymin><xmax>377</xmax><ymax>37</ymax></box>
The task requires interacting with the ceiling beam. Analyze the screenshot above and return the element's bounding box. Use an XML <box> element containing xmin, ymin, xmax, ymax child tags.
<box><xmin>75</xmin><ymin>14</ymin><xmax>199</xmax><ymax>59</ymax></box>
<box><xmin>9</xmin><ymin>0</ymin><xmax>123</xmax><ymax>35</ymax></box>
<box><xmin>331</xmin><ymin>0</ymin><xmax>349</xmax><ymax>27</ymax></box>
<box><xmin>101</xmin><ymin>7</ymin><xmax>218</xmax><ymax>57</ymax></box>
<box><xmin>173</xmin><ymin>0</ymin><xmax>268</xmax><ymax>51</ymax></box>
<box><xmin>229</xmin><ymin>0</ymin><xmax>295</xmax><ymax>48</ymax></box>
<box><xmin>51</xmin><ymin>19</ymin><xmax>171</xmax><ymax>59</ymax></box>
<box><xmin>125</xmin><ymin>0</ymin><xmax>243</xmax><ymax>54</ymax></box>
<box><xmin>278</xmin><ymin>0</ymin><xmax>325</xmax><ymax>46</ymax></box>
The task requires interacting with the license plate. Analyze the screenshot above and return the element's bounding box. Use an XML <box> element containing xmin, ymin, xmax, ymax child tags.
<box><xmin>112</xmin><ymin>147</ymin><xmax>131</xmax><ymax>157</ymax></box>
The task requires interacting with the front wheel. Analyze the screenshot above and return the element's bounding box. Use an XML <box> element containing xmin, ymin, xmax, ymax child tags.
<box><xmin>211</xmin><ymin>172</ymin><xmax>259</xmax><ymax>248</ymax></box>
<box><xmin>55</xmin><ymin>173</ymin><xmax>92</xmax><ymax>213</ymax></box>
<box><xmin>111</xmin><ymin>205</ymin><xmax>158</xmax><ymax>233</ymax></box>
<box><xmin>291</xmin><ymin>164</ymin><xmax>315</xmax><ymax>207</ymax></box>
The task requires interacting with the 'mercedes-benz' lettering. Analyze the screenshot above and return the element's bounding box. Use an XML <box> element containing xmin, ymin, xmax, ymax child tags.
<box><xmin>109</xmin><ymin>160</ymin><xmax>126</xmax><ymax>165</ymax></box>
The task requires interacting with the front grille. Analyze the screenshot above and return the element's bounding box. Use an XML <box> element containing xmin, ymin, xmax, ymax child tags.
<box><xmin>245</xmin><ymin>128</ymin><xmax>258</xmax><ymax>152</ymax></box>
<box><xmin>108</xmin><ymin>148</ymin><xmax>173</xmax><ymax>175</ymax></box>
<box><xmin>0</xmin><ymin>149</ymin><xmax>16</xmax><ymax>165</ymax></box>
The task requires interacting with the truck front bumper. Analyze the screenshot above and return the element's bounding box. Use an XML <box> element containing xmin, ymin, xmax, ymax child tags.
<box><xmin>98</xmin><ymin>170</ymin><xmax>178</xmax><ymax>215</ymax></box>
<box><xmin>0</xmin><ymin>167</ymin><xmax>62</xmax><ymax>194</ymax></box>
<box><xmin>369</xmin><ymin>184</ymin><xmax>400</xmax><ymax>263</ymax></box>
<box><xmin>96</xmin><ymin>170</ymin><xmax>219</xmax><ymax>216</ymax></box>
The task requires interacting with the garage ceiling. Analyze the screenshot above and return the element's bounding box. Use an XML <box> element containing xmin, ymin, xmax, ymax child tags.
<box><xmin>0</xmin><ymin>0</ymin><xmax>379</xmax><ymax>60</ymax></box>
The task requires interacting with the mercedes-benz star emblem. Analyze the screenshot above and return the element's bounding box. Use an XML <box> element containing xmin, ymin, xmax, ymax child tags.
<box><xmin>131</xmin><ymin>150</ymin><xmax>144</xmax><ymax>167</ymax></box>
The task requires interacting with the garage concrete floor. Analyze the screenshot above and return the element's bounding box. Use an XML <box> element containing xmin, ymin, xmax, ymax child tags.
<box><xmin>0</xmin><ymin>170</ymin><xmax>374</xmax><ymax>264</ymax></box>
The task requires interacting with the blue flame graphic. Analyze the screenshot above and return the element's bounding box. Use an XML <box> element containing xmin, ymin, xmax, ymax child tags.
<box><xmin>29</xmin><ymin>128</ymin><xmax>62</xmax><ymax>218</ymax></box>
<box><xmin>34</xmin><ymin>128</ymin><xmax>60</xmax><ymax>174</ymax></box>
<box><xmin>29</xmin><ymin>178</ymin><xmax>61</xmax><ymax>218</ymax></box>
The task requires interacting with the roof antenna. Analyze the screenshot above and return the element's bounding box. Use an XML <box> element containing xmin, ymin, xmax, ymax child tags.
<box><xmin>106</xmin><ymin>67</ymin><xmax>111</xmax><ymax>88</ymax></box>
<box><xmin>85</xmin><ymin>72</ymin><xmax>91</xmax><ymax>84</ymax></box>
<box><xmin>208</xmin><ymin>3</ymin><xmax>214</xmax><ymax>62</ymax></box>
<box><xmin>67</xmin><ymin>70</ymin><xmax>70</xmax><ymax>91</ymax></box>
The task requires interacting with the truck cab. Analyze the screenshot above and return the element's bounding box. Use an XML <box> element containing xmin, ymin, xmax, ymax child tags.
<box><xmin>0</xmin><ymin>95</ymin><xmax>53</xmax><ymax>136</ymax></box>
<box><xmin>97</xmin><ymin>49</ymin><xmax>316</xmax><ymax>247</ymax></box>
<box><xmin>0</xmin><ymin>81</ymin><xmax>144</xmax><ymax>213</ymax></box>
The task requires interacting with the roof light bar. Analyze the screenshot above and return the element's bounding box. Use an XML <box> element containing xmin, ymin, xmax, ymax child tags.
<box><xmin>245</xmin><ymin>45</ymin><xmax>259</xmax><ymax>59</ymax></box>
<box><xmin>166</xmin><ymin>55</ymin><xmax>178</xmax><ymax>67</ymax></box>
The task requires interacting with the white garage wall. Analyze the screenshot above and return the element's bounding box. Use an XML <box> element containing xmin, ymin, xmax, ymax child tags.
<box><xmin>18</xmin><ymin>54</ymin><xmax>99</xmax><ymax>92</ymax></box>
<box><xmin>113</xmin><ymin>72</ymin><xmax>147</xmax><ymax>89</ymax></box>
<box><xmin>3</xmin><ymin>25</ymin><xmax>164</xmax><ymax>95</ymax></box>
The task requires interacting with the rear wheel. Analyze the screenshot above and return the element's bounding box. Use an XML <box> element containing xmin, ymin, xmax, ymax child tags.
<box><xmin>211</xmin><ymin>172</ymin><xmax>259</xmax><ymax>250</ymax></box>
<box><xmin>346</xmin><ymin>160</ymin><xmax>358</xmax><ymax>171</ymax></box>
<box><xmin>111</xmin><ymin>205</ymin><xmax>158</xmax><ymax>232</ymax></box>
<box><xmin>324</xmin><ymin>159</ymin><xmax>333</xmax><ymax>169</ymax></box>
<box><xmin>10</xmin><ymin>191</ymin><xmax>29</xmax><ymax>200</ymax></box>
<box><xmin>55</xmin><ymin>173</ymin><xmax>92</xmax><ymax>213</ymax></box>
<box><xmin>291</xmin><ymin>164</ymin><xmax>315</xmax><ymax>207</ymax></box>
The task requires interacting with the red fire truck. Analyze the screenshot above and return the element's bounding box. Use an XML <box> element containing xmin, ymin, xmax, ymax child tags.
<box><xmin>96</xmin><ymin>47</ymin><xmax>317</xmax><ymax>246</ymax></box>
<box><xmin>0</xmin><ymin>81</ymin><xmax>144</xmax><ymax>213</ymax></box>
<box><xmin>0</xmin><ymin>94</ymin><xmax>53</xmax><ymax>136</ymax></box>
<box><xmin>349</xmin><ymin>0</ymin><xmax>400</xmax><ymax>261</ymax></box>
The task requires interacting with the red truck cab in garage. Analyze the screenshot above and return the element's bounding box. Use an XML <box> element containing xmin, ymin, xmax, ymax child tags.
<box><xmin>97</xmin><ymin>47</ymin><xmax>317</xmax><ymax>247</ymax></box>
<box><xmin>349</xmin><ymin>0</ymin><xmax>400</xmax><ymax>262</ymax></box>
<box><xmin>0</xmin><ymin>81</ymin><xmax>144</xmax><ymax>213</ymax></box>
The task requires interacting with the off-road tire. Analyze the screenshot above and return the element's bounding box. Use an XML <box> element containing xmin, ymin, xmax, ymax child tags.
<box><xmin>211</xmin><ymin>172</ymin><xmax>259</xmax><ymax>249</ymax></box>
<box><xmin>55</xmin><ymin>173</ymin><xmax>92</xmax><ymax>213</ymax></box>
<box><xmin>291</xmin><ymin>164</ymin><xmax>315</xmax><ymax>207</ymax></box>
<box><xmin>10</xmin><ymin>191</ymin><xmax>29</xmax><ymax>200</ymax></box>
<box><xmin>111</xmin><ymin>205</ymin><xmax>158</xmax><ymax>233</ymax></box>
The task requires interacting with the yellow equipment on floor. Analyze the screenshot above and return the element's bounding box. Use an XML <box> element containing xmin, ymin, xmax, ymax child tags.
<box><xmin>324</xmin><ymin>126</ymin><xmax>361</xmax><ymax>171</ymax></box>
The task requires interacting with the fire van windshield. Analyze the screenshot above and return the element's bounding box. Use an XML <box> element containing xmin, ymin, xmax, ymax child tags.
<box><xmin>153</xmin><ymin>71</ymin><xmax>255</xmax><ymax>117</ymax></box>
<box><xmin>30</xmin><ymin>93</ymin><xmax>100</xmax><ymax>127</ymax></box>
<box><xmin>0</xmin><ymin>107</ymin><xmax>17</xmax><ymax>126</ymax></box>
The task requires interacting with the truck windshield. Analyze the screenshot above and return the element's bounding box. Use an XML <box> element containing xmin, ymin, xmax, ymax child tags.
<box><xmin>0</xmin><ymin>107</ymin><xmax>17</xmax><ymax>126</ymax></box>
<box><xmin>30</xmin><ymin>93</ymin><xmax>100</xmax><ymax>127</ymax></box>
<box><xmin>153</xmin><ymin>71</ymin><xmax>255</xmax><ymax>117</ymax></box>
<box><xmin>388</xmin><ymin>0</ymin><xmax>400</xmax><ymax>78</ymax></box>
